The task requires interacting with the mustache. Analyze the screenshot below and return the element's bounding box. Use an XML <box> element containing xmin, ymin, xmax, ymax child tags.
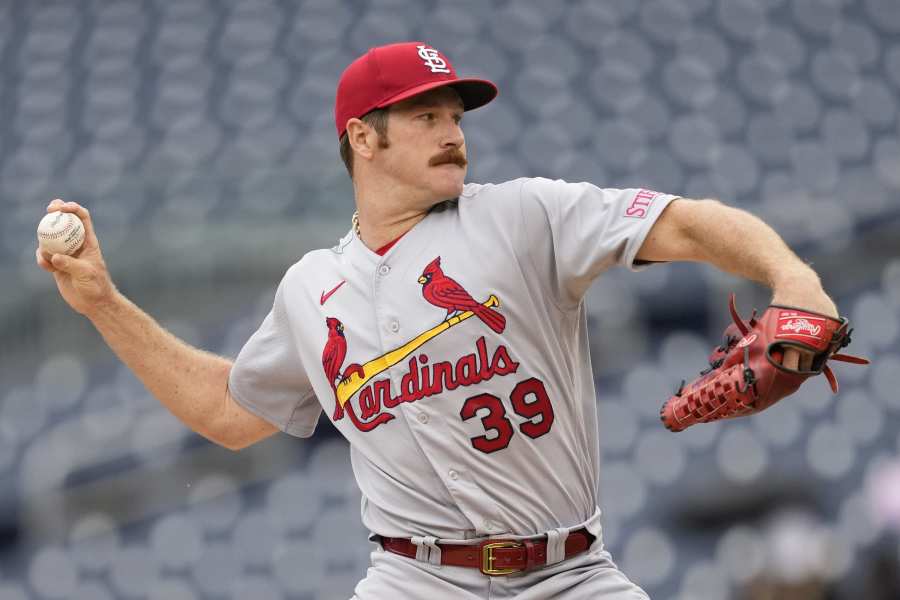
<box><xmin>429</xmin><ymin>149</ymin><xmax>467</xmax><ymax>168</ymax></box>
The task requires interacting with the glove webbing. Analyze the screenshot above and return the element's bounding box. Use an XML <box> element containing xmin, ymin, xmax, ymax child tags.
<box><xmin>672</xmin><ymin>363</ymin><xmax>756</xmax><ymax>427</ymax></box>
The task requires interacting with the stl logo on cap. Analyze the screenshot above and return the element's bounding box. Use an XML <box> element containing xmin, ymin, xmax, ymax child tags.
<box><xmin>417</xmin><ymin>45</ymin><xmax>451</xmax><ymax>74</ymax></box>
<box><xmin>333</xmin><ymin>41</ymin><xmax>498</xmax><ymax>139</ymax></box>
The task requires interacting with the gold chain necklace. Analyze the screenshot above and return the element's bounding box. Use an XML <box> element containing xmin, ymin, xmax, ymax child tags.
<box><xmin>351</xmin><ymin>211</ymin><xmax>361</xmax><ymax>239</ymax></box>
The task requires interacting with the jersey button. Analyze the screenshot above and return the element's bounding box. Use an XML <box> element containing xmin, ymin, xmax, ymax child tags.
<box><xmin>448</xmin><ymin>470</ymin><xmax>458</xmax><ymax>480</ymax></box>
<box><xmin>378</xmin><ymin>265</ymin><xmax>390</xmax><ymax>276</ymax></box>
<box><xmin>389</xmin><ymin>321</ymin><xmax>400</xmax><ymax>333</ymax></box>
<box><xmin>416</xmin><ymin>412</ymin><xmax>429</xmax><ymax>424</ymax></box>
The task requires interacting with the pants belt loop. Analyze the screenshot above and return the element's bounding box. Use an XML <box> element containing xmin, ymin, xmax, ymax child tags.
<box><xmin>411</xmin><ymin>536</ymin><xmax>429</xmax><ymax>563</ymax></box>
<box><xmin>423</xmin><ymin>536</ymin><xmax>441</xmax><ymax>566</ymax></box>
<box><xmin>545</xmin><ymin>527</ymin><xmax>569</xmax><ymax>565</ymax></box>
<box><xmin>411</xmin><ymin>536</ymin><xmax>442</xmax><ymax>566</ymax></box>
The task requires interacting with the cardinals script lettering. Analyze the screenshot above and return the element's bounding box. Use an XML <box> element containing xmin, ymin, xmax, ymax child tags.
<box><xmin>340</xmin><ymin>336</ymin><xmax>519</xmax><ymax>432</ymax></box>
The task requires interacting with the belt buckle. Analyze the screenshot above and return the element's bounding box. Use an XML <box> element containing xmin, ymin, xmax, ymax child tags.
<box><xmin>481</xmin><ymin>540</ymin><xmax>524</xmax><ymax>576</ymax></box>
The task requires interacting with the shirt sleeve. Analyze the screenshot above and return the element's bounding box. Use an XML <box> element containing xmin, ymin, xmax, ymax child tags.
<box><xmin>228</xmin><ymin>274</ymin><xmax>321</xmax><ymax>438</ymax></box>
<box><xmin>517</xmin><ymin>177</ymin><xmax>678</xmax><ymax>309</ymax></box>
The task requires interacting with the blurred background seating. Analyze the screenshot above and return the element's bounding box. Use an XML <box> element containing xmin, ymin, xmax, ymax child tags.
<box><xmin>1</xmin><ymin>0</ymin><xmax>899</xmax><ymax>598</ymax></box>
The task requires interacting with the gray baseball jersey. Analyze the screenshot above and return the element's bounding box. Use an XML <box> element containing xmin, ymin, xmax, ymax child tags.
<box><xmin>229</xmin><ymin>177</ymin><xmax>675</xmax><ymax>543</ymax></box>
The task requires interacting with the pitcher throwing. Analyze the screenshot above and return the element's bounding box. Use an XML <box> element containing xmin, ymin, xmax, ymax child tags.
<box><xmin>37</xmin><ymin>42</ymin><xmax>862</xmax><ymax>598</ymax></box>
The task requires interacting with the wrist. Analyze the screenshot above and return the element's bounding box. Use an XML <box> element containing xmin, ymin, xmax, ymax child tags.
<box><xmin>770</xmin><ymin>271</ymin><xmax>837</xmax><ymax>317</ymax></box>
<box><xmin>85</xmin><ymin>287</ymin><xmax>125</xmax><ymax>323</ymax></box>
<box><xmin>769</xmin><ymin>263</ymin><xmax>819</xmax><ymax>291</ymax></box>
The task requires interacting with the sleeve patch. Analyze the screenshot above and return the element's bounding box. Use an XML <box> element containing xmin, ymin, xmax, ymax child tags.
<box><xmin>624</xmin><ymin>189</ymin><xmax>661</xmax><ymax>219</ymax></box>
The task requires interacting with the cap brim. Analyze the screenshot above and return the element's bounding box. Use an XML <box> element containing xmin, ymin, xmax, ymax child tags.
<box><xmin>376</xmin><ymin>78</ymin><xmax>498</xmax><ymax>113</ymax></box>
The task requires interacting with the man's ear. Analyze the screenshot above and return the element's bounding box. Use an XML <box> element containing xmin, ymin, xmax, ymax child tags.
<box><xmin>346</xmin><ymin>118</ymin><xmax>375</xmax><ymax>160</ymax></box>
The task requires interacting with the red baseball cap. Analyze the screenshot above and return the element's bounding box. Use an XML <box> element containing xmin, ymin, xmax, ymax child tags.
<box><xmin>334</xmin><ymin>41</ymin><xmax>498</xmax><ymax>139</ymax></box>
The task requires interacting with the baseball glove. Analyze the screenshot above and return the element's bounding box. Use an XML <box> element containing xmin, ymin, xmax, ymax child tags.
<box><xmin>660</xmin><ymin>294</ymin><xmax>869</xmax><ymax>432</ymax></box>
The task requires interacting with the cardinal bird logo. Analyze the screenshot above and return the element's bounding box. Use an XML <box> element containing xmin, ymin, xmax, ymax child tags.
<box><xmin>418</xmin><ymin>257</ymin><xmax>506</xmax><ymax>333</ymax></box>
<box><xmin>321</xmin><ymin>317</ymin><xmax>364</xmax><ymax>420</ymax></box>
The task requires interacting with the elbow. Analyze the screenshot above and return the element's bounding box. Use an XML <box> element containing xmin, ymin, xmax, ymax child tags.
<box><xmin>670</xmin><ymin>197</ymin><xmax>732</xmax><ymax>246</ymax></box>
<box><xmin>219</xmin><ymin>439</ymin><xmax>256</xmax><ymax>452</ymax></box>
<box><xmin>196</xmin><ymin>429</ymin><xmax>247</xmax><ymax>452</ymax></box>
<box><xmin>207</xmin><ymin>425</ymin><xmax>261</xmax><ymax>452</ymax></box>
<box><xmin>203</xmin><ymin>422</ymin><xmax>272</xmax><ymax>452</ymax></box>
<box><xmin>221</xmin><ymin>437</ymin><xmax>254</xmax><ymax>452</ymax></box>
<box><xmin>195</xmin><ymin>412</ymin><xmax>255</xmax><ymax>451</ymax></box>
<box><xmin>206</xmin><ymin>386</ymin><xmax>277</xmax><ymax>451</ymax></box>
<box><xmin>215</xmin><ymin>437</ymin><xmax>247</xmax><ymax>452</ymax></box>
<box><xmin>637</xmin><ymin>198</ymin><xmax>701</xmax><ymax>263</ymax></box>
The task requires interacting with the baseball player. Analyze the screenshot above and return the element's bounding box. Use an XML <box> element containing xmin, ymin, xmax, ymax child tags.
<box><xmin>38</xmin><ymin>42</ymin><xmax>848</xmax><ymax>598</ymax></box>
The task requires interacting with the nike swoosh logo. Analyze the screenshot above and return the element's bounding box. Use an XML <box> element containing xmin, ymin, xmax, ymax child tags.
<box><xmin>320</xmin><ymin>280</ymin><xmax>347</xmax><ymax>305</ymax></box>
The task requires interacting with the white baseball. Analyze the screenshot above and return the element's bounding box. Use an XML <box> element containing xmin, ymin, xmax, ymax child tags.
<box><xmin>37</xmin><ymin>211</ymin><xmax>86</xmax><ymax>256</ymax></box>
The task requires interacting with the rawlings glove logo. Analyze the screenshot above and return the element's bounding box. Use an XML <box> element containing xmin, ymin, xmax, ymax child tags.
<box><xmin>779</xmin><ymin>317</ymin><xmax>823</xmax><ymax>337</ymax></box>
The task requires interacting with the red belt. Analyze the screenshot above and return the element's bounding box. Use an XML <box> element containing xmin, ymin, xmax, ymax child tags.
<box><xmin>378</xmin><ymin>528</ymin><xmax>595</xmax><ymax>576</ymax></box>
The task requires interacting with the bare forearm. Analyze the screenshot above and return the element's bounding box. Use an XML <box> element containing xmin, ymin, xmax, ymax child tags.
<box><xmin>640</xmin><ymin>199</ymin><xmax>838</xmax><ymax>316</ymax></box>
<box><xmin>678</xmin><ymin>200</ymin><xmax>807</xmax><ymax>280</ymax></box>
<box><xmin>87</xmin><ymin>291</ymin><xmax>232</xmax><ymax>442</ymax></box>
<box><xmin>35</xmin><ymin>200</ymin><xmax>275</xmax><ymax>449</ymax></box>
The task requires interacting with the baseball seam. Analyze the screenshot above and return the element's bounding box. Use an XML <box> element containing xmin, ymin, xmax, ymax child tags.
<box><xmin>38</xmin><ymin>214</ymin><xmax>84</xmax><ymax>254</ymax></box>
<box><xmin>39</xmin><ymin>216</ymin><xmax>75</xmax><ymax>240</ymax></box>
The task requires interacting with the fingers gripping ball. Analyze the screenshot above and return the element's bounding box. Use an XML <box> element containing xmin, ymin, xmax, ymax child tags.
<box><xmin>660</xmin><ymin>294</ymin><xmax>870</xmax><ymax>432</ymax></box>
<box><xmin>37</xmin><ymin>211</ymin><xmax>85</xmax><ymax>256</ymax></box>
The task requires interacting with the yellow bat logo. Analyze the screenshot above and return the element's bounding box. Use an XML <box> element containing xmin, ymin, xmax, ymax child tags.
<box><xmin>336</xmin><ymin>295</ymin><xmax>500</xmax><ymax>407</ymax></box>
